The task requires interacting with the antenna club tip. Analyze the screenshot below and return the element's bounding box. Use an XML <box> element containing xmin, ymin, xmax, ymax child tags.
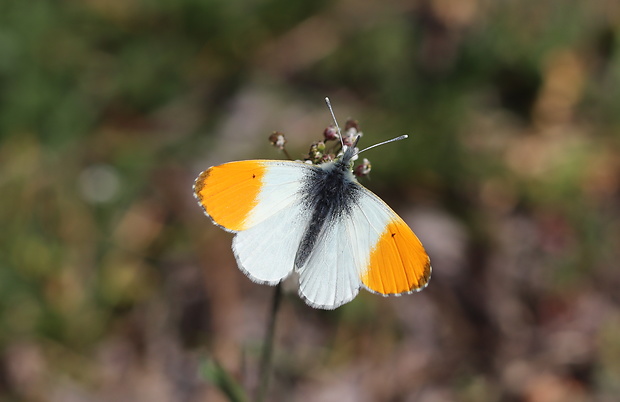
<box><xmin>402</xmin><ymin>134</ymin><xmax>409</xmax><ymax>139</ymax></box>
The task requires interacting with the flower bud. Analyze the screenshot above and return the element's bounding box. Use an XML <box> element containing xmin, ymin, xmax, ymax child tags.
<box><xmin>354</xmin><ymin>158</ymin><xmax>372</xmax><ymax>177</ymax></box>
<box><xmin>323</xmin><ymin>125</ymin><xmax>339</xmax><ymax>141</ymax></box>
<box><xmin>269</xmin><ymin>132</ymin><xmax>287</xmax><ymax>149</ymax></box>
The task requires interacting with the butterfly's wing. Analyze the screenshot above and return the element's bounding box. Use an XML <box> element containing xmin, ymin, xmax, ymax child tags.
<box><xmin>194</xmin><ymin>160</ymin><xmax>317</xmax><ymax>284</ymax></box>
<box><xmin>297</xmin><ymin>183</ymin><xmax>431</xmax><ymax>309</ymax></box>
<box><xmin>354</xmin><ymin>187</ymin><xmax>431</xmax><ymax>295</ymax></box>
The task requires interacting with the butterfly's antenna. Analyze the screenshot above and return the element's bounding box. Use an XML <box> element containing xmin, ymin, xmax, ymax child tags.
<box><xmin>358</xmin><ymin>135</ymin><xmax>409</xmax><ymax>155</ymax></box>
<box><xmin>325</xmin><ymin>97</ymin><xmax>345</xmax><ymax>149</ymax></box>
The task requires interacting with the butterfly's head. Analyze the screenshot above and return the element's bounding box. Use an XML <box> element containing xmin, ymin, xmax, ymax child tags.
<box><xmin>268</xmin><ymin>98</ymin><xmax>407</xmax><ymax>176</ymax></box>
<box><xmin>338</xmin><ymin>135</ymin><xmax>361</xmax><ymax>167</ymax></box>
<box><xmin>323</xmin><ymin>97</ymin><xmax>408</xmax><ymax>175</ymax></box>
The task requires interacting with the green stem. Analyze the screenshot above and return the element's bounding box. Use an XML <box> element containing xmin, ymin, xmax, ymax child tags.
<box><xmin>255</xmin><ymin>283</ymin><xmax>282</xmax><ymax>402</ymax></box>
<box><xmin>282</xmin><ymin>148</ymin><xmax>293</xmax><ymax>161</ymax></box>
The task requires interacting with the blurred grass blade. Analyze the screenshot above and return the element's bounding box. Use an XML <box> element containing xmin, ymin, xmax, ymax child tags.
<box><xmin>201</xmin><ymin>358</ymin><xmax>248</xmax><ymax>402</ymax></box>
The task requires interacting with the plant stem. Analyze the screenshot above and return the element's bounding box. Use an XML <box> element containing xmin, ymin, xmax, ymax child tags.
<box><xmin>282</xmin><ymin>148</ymin><xmax>293</xmax><ymax>161</ymax></box>
<box><xmin>255</xmin><ymin>283</ymin><xmax>282</xmax><ymax>402</ymax></box>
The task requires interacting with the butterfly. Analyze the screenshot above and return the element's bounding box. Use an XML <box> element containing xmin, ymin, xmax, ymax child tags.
<box><xmin>193</xmin><ymin>100</ymin><xmax>431</xmax><ymax>309</ymax></box>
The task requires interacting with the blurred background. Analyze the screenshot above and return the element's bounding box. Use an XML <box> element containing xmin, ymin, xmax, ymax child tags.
<box><xmin>1</xmin><ymin>0</ymin><xmax>620</xmax><ymax>401</ymax></box>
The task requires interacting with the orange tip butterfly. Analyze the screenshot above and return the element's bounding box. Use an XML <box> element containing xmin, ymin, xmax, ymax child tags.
<box><xmin>193</xmin><ymin>98</ymin><xmax>431</xmax><ymax>309</ymax></box>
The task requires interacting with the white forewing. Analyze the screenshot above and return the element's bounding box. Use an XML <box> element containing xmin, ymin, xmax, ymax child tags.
<box><xmin>246</xmin><ymin>161</ymin><xmax>316</xmax><ymax>228</ymax></box>
<box><xmin>232</xmin><ymin>162</ymin><xmax>315</xmax><ymax>284</ymax></box>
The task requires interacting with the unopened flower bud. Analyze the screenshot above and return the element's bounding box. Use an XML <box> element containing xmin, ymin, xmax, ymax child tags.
<box><xmin>323</xmin><ymin>125</ymin><xmax>339</xmax><ymax>141</ymax></box>
<box><xmin>342</xmin><ymin>129</ymin><xmax>358</xmax><ymax>146</ymax></box>
<box><xmin>354</xmin><ymin>158</ymin><xmax>372</xmax><ymax>177</ymax></box>
<box><xmin>344</xmin><ymin>119</ymin><xmax>359</xmax><ymax>132</ymax></box>
<box><xmin>269</xmin><ymin>132</ymin><xmax>287</xmax><ymax>149</ymax></box>
<box><xmin>320</xmin><ymin>154</ymin><xmax>334</xmax><ymax>163</ymax></box>
<box><xmin>307</xmin><ymin>141</ymin><xmax>326</xmax><ymax>164</ymax></box>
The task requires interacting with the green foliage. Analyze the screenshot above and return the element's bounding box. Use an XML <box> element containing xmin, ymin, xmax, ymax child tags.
<box><xmin>201</xmin><ymin>358</ymin><xmax>248</xmax><ymax>402</ymax></box>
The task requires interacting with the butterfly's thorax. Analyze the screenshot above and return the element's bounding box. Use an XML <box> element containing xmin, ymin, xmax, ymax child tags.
<box><xmin>295</xmin><ymin>158</ymin><xmax>361</xmax><ymax>269</ymax></box>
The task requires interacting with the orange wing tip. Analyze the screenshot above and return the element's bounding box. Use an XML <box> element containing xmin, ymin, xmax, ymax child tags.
<box><xmin>193</xmin><ymin>169</ymin><xmax>211</xmax><ymax>212</ymax></box>
<box><xmin>414</xmin><ymin>258</ymin><xmax>432</xmax><ymax>290</ymax></box>
<box><xmin>193</xmin><ymin>168</ymin><xmax>236</xmax><ymax>233</ymax></box>
<box><xmin>193</xmin><ymin>161</ymin><xmax>267</xmax><ymax>231</ymax></box>
<box><xmin>193</xmin><ymin>169</ymin><xmax>210</xmax><ymax>204</ymax></box>
<box><xmin>363</xmin><ymin>259</ymin><xmax>432</xmax><ymax>297</ymax></box>
<box><xmin>361</xmin><ymin>219</ymin><xmax>431</xmax><ymax>295</ymax></box>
